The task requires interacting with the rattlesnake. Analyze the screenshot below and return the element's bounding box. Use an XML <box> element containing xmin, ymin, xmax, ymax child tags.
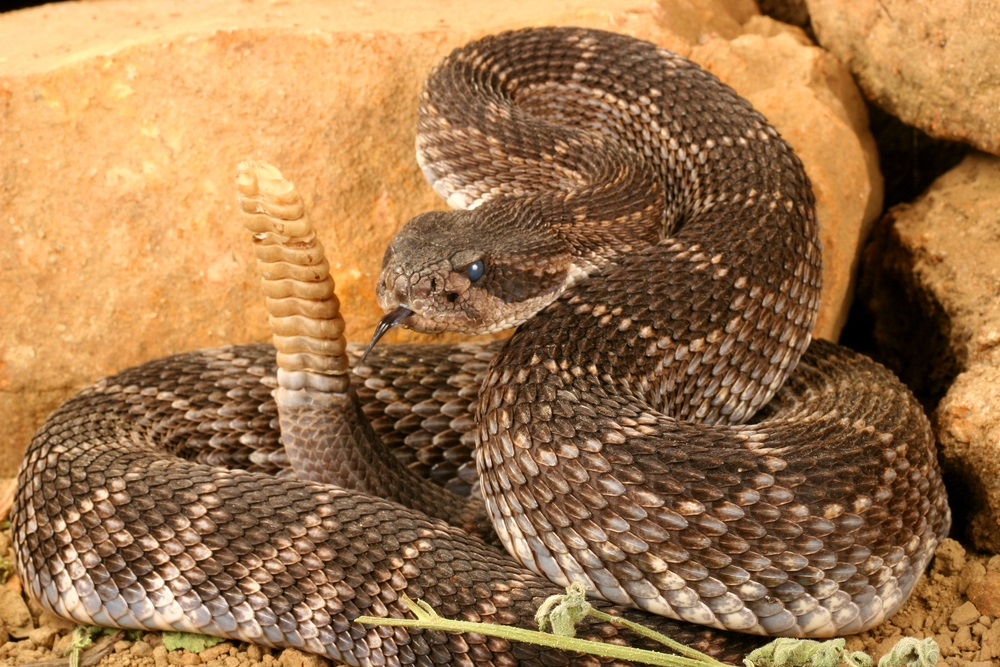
<box><xmin>12</xmin><ymin>27</ymin><xmax>950</xmax><ymax>666</ymax></box>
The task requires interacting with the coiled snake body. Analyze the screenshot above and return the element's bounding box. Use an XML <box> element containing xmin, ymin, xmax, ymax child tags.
<box><xmin>13</xmin><ymin>28</ymin><xmax>950</xmax><ymax>665</ymax></box>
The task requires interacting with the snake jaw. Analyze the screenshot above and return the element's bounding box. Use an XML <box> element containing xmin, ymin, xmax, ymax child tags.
<box><xmin>360</xmin><ymin>305</ymin><xmax>413</xmax><ymax>364</ymax></box>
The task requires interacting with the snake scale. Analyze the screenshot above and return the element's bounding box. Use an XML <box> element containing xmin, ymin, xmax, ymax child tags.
<box><xmin>12</xmin><ymin>27</ymin><xmax>950</xmax><ymax>666</ymax></box>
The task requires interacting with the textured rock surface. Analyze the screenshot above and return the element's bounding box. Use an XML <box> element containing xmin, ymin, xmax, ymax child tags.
<box><xmin>807</xmin><ymin>0</ymin><xmax>1000</xmax><ymax>154</ymax></box>
<box><xmin>0</xmin><ymin>0</ymin><xmax>881</xmax><ymax>475</ymax></box>
<box><xmin>862</xmin><ymin>153</ymin><xmax>1000</xmax><ymax>552</ymax></box>
<box><xmin>937</xmin><ymin>362</ymin><xmax>1000</xmax><ymax>554</ymax></box>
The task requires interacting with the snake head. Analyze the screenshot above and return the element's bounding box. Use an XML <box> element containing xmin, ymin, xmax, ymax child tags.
<box><xmin>373</xmin><ymin>201</ymin><xmax>583</xmax><ymax>339</ymax></box>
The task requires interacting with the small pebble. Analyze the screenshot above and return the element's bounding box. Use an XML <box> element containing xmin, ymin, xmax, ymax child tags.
<box><xmin>955</xmin><ymin>624</ymin><xmax>978</xmax><ymax>651</ymax></box>
<box><xmin>278</xmin><ymin>648</ymin><xmax>326</xmax><ymax>667</ymax></box>
<box><xmin>168</xmin><ymin>649</ymin><xmax>205</xmax><ymax>665</ymax></box>
<box><xmin>25</xmin><ymin>626</ymin><xmax>57</xmax><ymax>649</ymax></box>
<box><xmin>951</xmin><ymin>600</ymin><xmax>982</xmax><ymax>627</ymax></box>
<box><xmin>981</xmin><ymin>622</ymin><xmax>1000</xmax><ymax>660</ymax></box>
<box><xmin>986</xmin><ymin>555</ymin><xmax>1000</xmax><ymax>572</ymax></box>
<box><xmin>132</xmin><ymin>640</ymin><xmax>154</xmax><ymax>657</ymax></box>
<box><xmin>199</xmin><ymin>642</ymin><xmax>233</xmax><ymax>661</ymax></box>
<box><xmin>936</xmin><ymin>633</ymin><xmax>954</xmax><ymax>657</ymax></box>
<box><xmin>959</xmin><ymin>561</ymin><xmax>988</xmax><ymax>594</ymax></box>
<box><xmin>934</xmin><ymin>538</ymin><xmax>967</xmax><ymax>575</ymax></box>
<box><xmin>36</xmin><ymin>610</ymin><xmax>75</xmax><ymax>633</ymax></box>
<box><xmin>52</xmin><ymin>633</ymin><xmax>73</xmax><ymax>653</ymax></box>
<box><xmin>0</xmin><ymin>588</ymin><xmax>34</xmax><ymax>635</ymax></box>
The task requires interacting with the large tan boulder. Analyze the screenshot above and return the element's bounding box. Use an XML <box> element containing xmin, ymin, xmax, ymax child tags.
<box><xmin>863</xmin><ymin>153</ymin><xmax>1000</xmax><ymax>552</ymax></box>
<box><xmin>937</xmin><ymin>362</ymin><xmax>1000</xmax><ymax>553</ymax></box>
<box><xmin>807</xmin><ymin>0</ymin><xmax>1000</xmax><ymax>155</ymax></box>
<box><xmin>0</xmin><ymin>0</ymin><xmax>881</xmax><ymax>476</ymax></box>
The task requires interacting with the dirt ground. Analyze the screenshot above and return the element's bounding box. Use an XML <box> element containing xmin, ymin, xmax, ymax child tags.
<box><xmin>1</xmin><ymin>522</ymin><xmax>998</xmax><ymax>667</ymax></box>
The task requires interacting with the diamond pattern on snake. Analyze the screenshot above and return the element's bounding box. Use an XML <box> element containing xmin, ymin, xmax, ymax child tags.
<box><xmin>12</xmin><ymin>27</ymin><xmax>950</xmax><ymax>666</ymax></box>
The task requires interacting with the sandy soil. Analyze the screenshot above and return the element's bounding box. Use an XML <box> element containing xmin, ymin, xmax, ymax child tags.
<box><xmin>1</xmin><ymin>523</ymin><xmax>998</xmax><ymax>667</ymax></box>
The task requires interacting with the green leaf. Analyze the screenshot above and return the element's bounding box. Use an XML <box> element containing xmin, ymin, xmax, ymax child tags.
<box><xmin>534</xmin><ymin>582</ymin><xmax>593</xmax><ymax>637</ymax></box>
<box><xmin>744</xmin><ymin>637</ymin><xmax>873</xmax><ymax>667</ymax></box>
<box><xmin>161</xmin><ymin>631</ymin><xmax>226</xmax><ymax>652</ymax></box>
<box><xmin>876</xmin><ymin>637</ymin><xmax>939</xmax><ymax>667</ymax></box>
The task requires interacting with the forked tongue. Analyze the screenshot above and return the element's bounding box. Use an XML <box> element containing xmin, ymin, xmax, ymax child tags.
<box><xmin>360</xmin><ymin>306</ymin><xmax>412</xmax><ymax>365</ymax></box>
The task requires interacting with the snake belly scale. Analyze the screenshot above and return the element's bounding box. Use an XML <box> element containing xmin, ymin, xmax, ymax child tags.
<box><xmin>12</xmin><ymin>27</ymin><xmax>949</xmax><ymax>665</ymax></box>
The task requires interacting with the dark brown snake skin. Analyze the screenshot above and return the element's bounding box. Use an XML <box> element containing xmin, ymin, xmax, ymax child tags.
<box><xmin>13</xmin><ymin>28</ymin><xmax>949</xmax><ymax>666</ymax></box>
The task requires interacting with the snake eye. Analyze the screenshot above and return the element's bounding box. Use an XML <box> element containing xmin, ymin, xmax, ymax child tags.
<box><xmin>467</xmin><ymin>260</ymin><xmax>485</xmax><ymax>282</ymax></box>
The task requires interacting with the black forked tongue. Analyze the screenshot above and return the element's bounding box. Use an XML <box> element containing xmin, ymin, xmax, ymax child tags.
<box><xmin>359</xmin><ymin>306</ymin><xmax>413</xmax><ymax>366</ymax></box>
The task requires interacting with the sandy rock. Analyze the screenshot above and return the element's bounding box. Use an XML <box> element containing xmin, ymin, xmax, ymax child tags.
<box><xmin>935</xmin><ymin>538</ymin><xmax>968</xmax><ymax>577</ymax></box>
<box><xmin>951</xmin><ymin>601</ymin><xmax>983</xmax><ymax>628</ymax></box>
<box><xmin>960</xmin><ymin>561</ymin><xmax>989</xmax><ymax>597</ymax></box>
<box><xmin>862</xmin><ymin>153</ymin><xmax>1000</xmax><ymax>394</ymax></box>
<box><xmin>0</xmin><ymin>587</ymin><xmax>33</xmax><ymax>638</ymax></box>
<box><xmin>862</xmin><ymin>153</ymin><xmax>1000</xmax><ymax>551</ymax></box>
<box><xmin>982</xmin><ymin>622</ymin><xmax>1000</xmax><ymax>661</ymax></box>
<box><xmin>25</xmin><ymin>626</ymin><xmax>58</xmax><ymax>651</ymax></box>
<box><xmin>806</xmin><ymin>0</ymin><xmax>1000</xmax><ymax>155</ymax></box>
<box><xmin>937</xmin><ymin>363</ymin><xmax>1000</xmax><ymax>554</ymax></box>
<box><xmin>0</xmin><ymin>0</ymin><xmax>881</xmax><ymax>475</ymax></box>
<box><xmin>278</xmin><ymin>648</ymin><xmax>326</xmax><ymax>667</ymax></box>
<box><xmin>152</xmin><ymin>644</ymin><xmax>169</xmax><ymax>667</ymax></box>
<box><xmin>130</xmin><ymin>641</ymin><xmax>154</xmax><ymax>658</ymax></box>
<box><xmin>969</xmin><ymin>571</ymin><xmax>1000</xmax><ymax>618</ymax></box>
